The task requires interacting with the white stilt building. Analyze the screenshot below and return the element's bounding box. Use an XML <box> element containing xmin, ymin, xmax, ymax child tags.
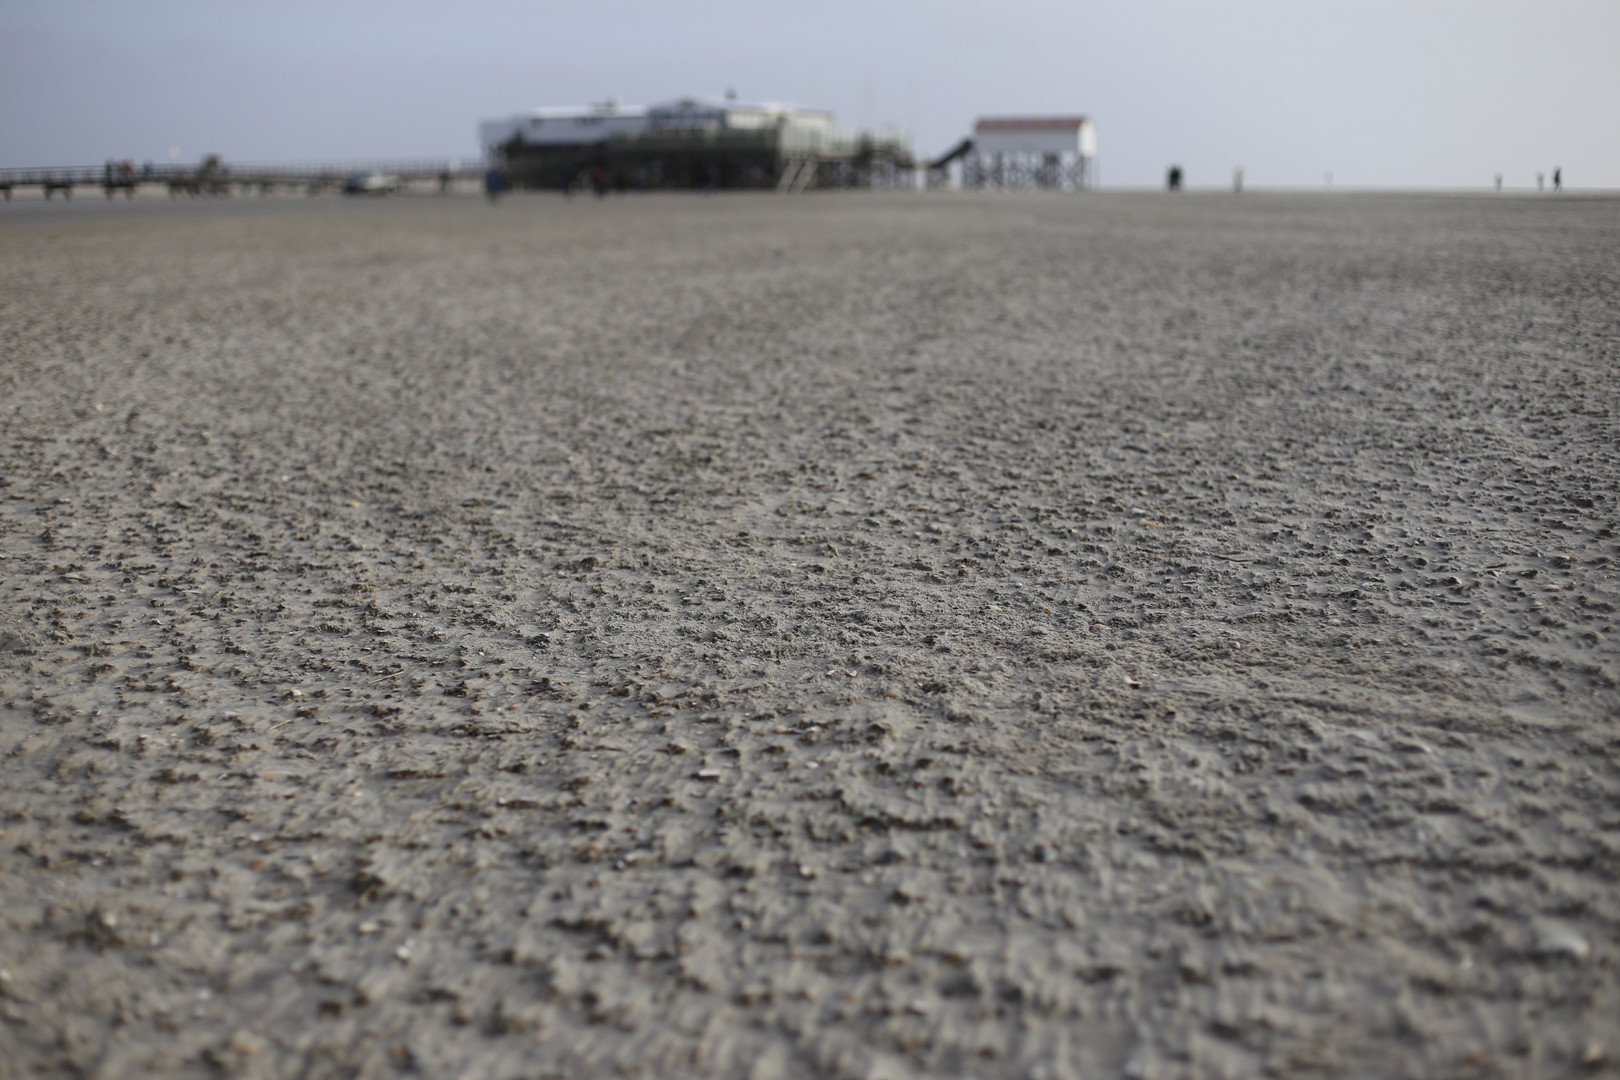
<box><xmin>961</xmin><ymin>116</ymin><xmax>1095</xmax><ymax>191</ymax></box>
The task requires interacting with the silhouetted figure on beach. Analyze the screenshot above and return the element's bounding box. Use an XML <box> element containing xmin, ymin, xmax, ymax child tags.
<box><xmin>1233</xmin><ymin>167</ymin><xmax>1244</xmax><ymax>193</ymax></box>
<box><xmin>484</xmin><ymin>169</ymin><xmax>505</xmax><ymax>203</ymax></box>
<box><xmin>1553</xmin><ymin>167</ymin><xmax>1562</xmax><ymax>192</ymax></box>
<box><xmin>1167</xmin><ymin>165</ymin><xmax>1183</xmax><ymax>191</ymax></box>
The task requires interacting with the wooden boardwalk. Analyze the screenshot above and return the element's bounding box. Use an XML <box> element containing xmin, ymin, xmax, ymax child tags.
<box><xmin>0</xmin><ymin>158</ymin><xmax>485</xmax><ymax>200</ymax></box>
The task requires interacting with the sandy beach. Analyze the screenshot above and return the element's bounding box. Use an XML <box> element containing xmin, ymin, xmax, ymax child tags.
<box><xmin>2</xmin><ymin>190</ymin><xmax>1617</xmax><ymax>1079</ymax></box>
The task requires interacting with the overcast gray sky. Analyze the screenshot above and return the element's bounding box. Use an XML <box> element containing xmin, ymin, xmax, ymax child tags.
<box><xmin>3</xmin><ymin>0</ymin><xmax>1616</xmax><ymax>189</ymax></box>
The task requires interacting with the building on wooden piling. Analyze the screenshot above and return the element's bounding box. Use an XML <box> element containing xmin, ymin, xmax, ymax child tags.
<box><xmin>959</xmin><ymin>116</ymin><xmax>1096</xmax><ymax>191</ymax></box>
<box><xmin>478</xmin><ymin>96</ymin><xmax>913</xmax><ymax>192</ymax></box>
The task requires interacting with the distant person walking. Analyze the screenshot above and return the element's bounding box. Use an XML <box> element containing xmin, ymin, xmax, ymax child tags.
<box><xmin>484</xmin><ymin>169</ymin><xmax>505</xmax><ymax>203</ymax></box>
<box><xmin>1537</xmin><ymin>172</ymin><xmax>1545</xmax><ymax>192</ymax></box>
<box><xmin>1233</xmin><ymin>167</ymin><xmax>1244</xmax><ymax>193</ymax></box>
<box><xmin>1167</xmin><ymin>165</ymin><xmax>1183</xmax><ymax>191</ymax></box>
<box><xmin>1553</xmin><ymin>167</ymin><xmax>1562</xmax><ymax>192</ymax></box>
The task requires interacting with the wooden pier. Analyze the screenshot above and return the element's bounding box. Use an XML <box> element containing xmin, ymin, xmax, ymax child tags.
<box><xmin>0</xmin><ymin>158</ymin><xmax>486</xmax><ymax>201</ymax></box>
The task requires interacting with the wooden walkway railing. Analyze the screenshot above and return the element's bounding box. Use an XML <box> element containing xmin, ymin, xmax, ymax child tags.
<box><xmin>0</xmin><ymin>158</ymin><xmax>487</xmax><ymax>200</ymax></box>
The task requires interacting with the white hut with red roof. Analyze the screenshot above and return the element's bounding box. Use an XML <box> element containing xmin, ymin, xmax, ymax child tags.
<box><xmin>962</xmin><ymin>115</ymin><xmax>1095</xmax><ymax>190</ymax></box>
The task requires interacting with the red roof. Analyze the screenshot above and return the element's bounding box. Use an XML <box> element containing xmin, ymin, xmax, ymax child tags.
<box><xmin>974</xmin><ymin>116</ymin><xmax>1089</xmax><ymax>132</ymax></box>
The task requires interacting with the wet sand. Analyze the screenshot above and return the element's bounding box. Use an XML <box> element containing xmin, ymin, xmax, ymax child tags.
<box><xmin>2</xmin><ymin>190</ymin><xmax>1617</xmax><ymax>1079</ymax></box>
